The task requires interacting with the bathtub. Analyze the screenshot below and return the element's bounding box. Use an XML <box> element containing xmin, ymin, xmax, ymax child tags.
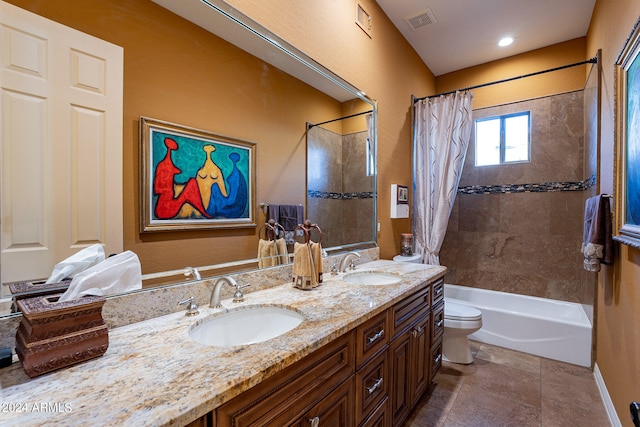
<box><xmin>445</xmin><ymin>284</ymin><xmax>593</xmax><ymax>367</ymax></box>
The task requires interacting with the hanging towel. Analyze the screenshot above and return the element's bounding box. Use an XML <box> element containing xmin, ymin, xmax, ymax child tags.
<box><xmin>258</xmin><ymin>239</ymin><xmax>277</xmax><ymax>268</ymax></box>
<box><xmin>310</xmin><ymin>241</ymin><xmax>323</xmax><ymax>283</ymax></box>
<box><xmin>582</xmin><ymin>195</ymin><xmax>614</xmax><ymax>272</ymax></box>
<box><xmin>267</xmin><ymin>204</ymin><xmax>280</xmax><ymax>224</ymax></box>
<box><xmin>279</xmin><ymin>205</ymin><xmax>304</xmax><ymax>245</ymax></box>
<box><xmin>275</xmin><ymin>238</ymin><xmax>289</xmax><ymax>265</ymax></box>
<box><xmin>292</xmin><ymin>242</ymin><xmax>317</xmax><ymax>289</ymax></box>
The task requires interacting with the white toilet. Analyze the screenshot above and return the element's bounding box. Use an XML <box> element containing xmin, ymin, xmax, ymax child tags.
<box><xmin>391</xmin><ymin>254</ymin><xmax>483</xmax><ymax>364</ymax></box>
<box><xmin>442</xmin><ymin>299</ymin><xmax>482</xmax><ymax>364</ymax></box>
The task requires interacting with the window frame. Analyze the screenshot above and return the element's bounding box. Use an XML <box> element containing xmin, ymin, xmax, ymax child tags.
<box><xmin>474</xmin><ymin>111</ymin><xmax>531</xmax><ymax>166</ymax></box>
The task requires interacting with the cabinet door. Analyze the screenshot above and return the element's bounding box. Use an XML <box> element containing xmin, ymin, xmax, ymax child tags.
<box><xmin>296</xmin><ymin>377</ymin><xmax>355</xmax><ymax>427</ymax></box>
<box><xmin>409</xmin><ymin>314</ymin><xmax>431</xmax><ymax>406</ymax></box>
<box><xmin>388</xmin><ymin>331</ymin><xmax>411</xmax><ymax>426</ymax></box>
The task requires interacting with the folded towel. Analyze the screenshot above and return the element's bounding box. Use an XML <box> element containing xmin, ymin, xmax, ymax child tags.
<box><xmin>258</xmin><ymin>239</ymin><xmax>277</xmax><ymax>268</ymax></box>
<box><xmin>582</xmin><ymin>195</ymin><xmax>614</xmax><ymax>272</ymax></box>
<box><xmin>293</xmin><ymin>242</ymin><xmax>317</xmax><ymax>289</ymax></box>
<box><xmin>275</xmin><ymin>238</ymin><xmax>289</xmax><ymax>265</ymax></box>
<box><xmin>310</xmin><ymin>241</ymin><xmax>323</xmax><ymax>283</ymax></box>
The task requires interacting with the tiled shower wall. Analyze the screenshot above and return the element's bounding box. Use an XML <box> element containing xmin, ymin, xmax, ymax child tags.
<box><xmin>307</xmin><ymin>127</ymin><xmax>373</xmax><ymax>248</ymax></box>
<box><xmin>441</xmin><ymin>82</ymin><xmax>598</xmax><ymax>305</ymax></box>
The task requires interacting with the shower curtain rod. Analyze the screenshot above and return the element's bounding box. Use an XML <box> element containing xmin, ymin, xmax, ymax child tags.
<box><xmin>308</xmin><ymin>109</ymin><xmax>373</xmax><ymax>128</ymax></box>
<box><xmin>414</xmin><ymin>56</ymin><xmax>598</xmax><ymax>103</ymax></box>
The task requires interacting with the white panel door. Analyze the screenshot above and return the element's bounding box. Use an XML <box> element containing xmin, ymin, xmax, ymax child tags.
<box><xmin>0</xmin><ymin>1</ymin><xmax>123</xmax><ymax>287</ymax></box>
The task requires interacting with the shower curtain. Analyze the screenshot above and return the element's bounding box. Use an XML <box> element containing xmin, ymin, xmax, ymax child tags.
<box><xmin>413</xmin><ymin>91</ymin><xmax>474</xmax><ymax>265</ymax></box>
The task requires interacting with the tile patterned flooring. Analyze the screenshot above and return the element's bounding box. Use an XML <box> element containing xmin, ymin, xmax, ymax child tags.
<box><xmin>406</xmin><ymin>341</ymin><xmax>611</xmax><ymax>427</ymax></box>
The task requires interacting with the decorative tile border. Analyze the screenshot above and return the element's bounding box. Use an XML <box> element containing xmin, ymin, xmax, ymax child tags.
<box><xmin>308</xmin><ymin>190</ymin><xmax>374</xmax><ymax>199</ymax></box>
<box><xmin>458</xmin><ymin>174</ymin><xmax>596</xmax><ymax>195</ymax></box>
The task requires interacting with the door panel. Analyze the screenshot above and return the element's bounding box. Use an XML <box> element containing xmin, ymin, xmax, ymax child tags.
<box><xmin>1</xmin><ymin>1</ymin><xmax>123</xmax><ymax>286</ymax></box>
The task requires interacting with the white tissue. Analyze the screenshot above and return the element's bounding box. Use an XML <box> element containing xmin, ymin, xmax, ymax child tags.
<box><xmin>58</xmin><ymin>251</ymin><xmax>142</xmax><ymax>302</ymax></box>
<box><xmin>46</xmin><ymin>244</ymin><xmax>106</xmax><ymax>284</ymax></box>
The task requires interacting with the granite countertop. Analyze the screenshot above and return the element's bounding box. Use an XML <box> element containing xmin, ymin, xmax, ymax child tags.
<box><xmin>0</xmin><ymin>260</ymin><xmax>446</xmax><ymax>427</ymax></box>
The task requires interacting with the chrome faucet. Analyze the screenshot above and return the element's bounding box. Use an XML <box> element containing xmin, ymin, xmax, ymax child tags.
<box><xmin>184</xmin><ymin>267</ymin><xmax>202</xmax><ymax>281</ymax></box>
<box><xmin>209</xmin><ymin>276</ymin><xmax>238</xmax><ymax>308</ymax></box>
<box><xmin>339</xmin><ymin>251</ymin><xmax>361</xmax><ymax>272</ymax></box>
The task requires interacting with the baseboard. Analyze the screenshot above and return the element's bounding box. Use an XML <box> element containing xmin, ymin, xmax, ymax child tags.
<box><xmin>594</xmin><ymin>363</ymin><xmax>623</xmax><ymax>427</ymax></box>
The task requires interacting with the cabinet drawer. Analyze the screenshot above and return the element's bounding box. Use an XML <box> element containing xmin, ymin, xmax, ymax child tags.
<box><xmin>356</xmin><ymin>310</ymin><xmax>390</xmax><ymax>368</ymax></box>
<box><xmin>390</xmin><ymin>287</ymin><xmax>430</xmax><ymax>339</ymax></box>
<box><xmin>431</xmin><ymin>300</ymin><xmax>444</xmax><ymax>341</ymax></box>
<box><xmin>360</xmin><ymin>396</ymin><xmax>389</xmax><ymax>427</ymax></box>
<box><xmin>356</xmin><ymin>349</ymin><xmax>388</xmax><ymax>425</ymax></box>
<box><xmin>432</xmin><ymin>278</ymin><xmax>444</xmax><ymax>306</ymax></box>
<box><xmin>216</xmin><ymin>331</ymin><xmax>355</xmax><ymax>427</ymax></box>
<box><xmin>430</xmin><ymin>336</ymin><xmax>443</xmax><ymax>381</ymax></box>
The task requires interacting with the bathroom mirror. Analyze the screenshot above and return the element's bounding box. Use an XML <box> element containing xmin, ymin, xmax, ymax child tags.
<box><xmin>0</xmin><ymin>0</ymin><xmax>377</xmax><ymax>314</ymax></box>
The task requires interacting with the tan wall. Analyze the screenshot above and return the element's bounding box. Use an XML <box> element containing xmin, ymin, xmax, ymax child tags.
<box><xmin>587</xmin><ymin>0</ymin><xmax>640</xmax><ymax>425</ymax></box>
<box><xmin>225</xmin><ymin>0</ymin><xmax>436</xmax><ymax>259</ymax></box>
<box><xmin>436</xmin><ymin>37</ymin><xmax>588</xmax><ymax>109</ymax></box>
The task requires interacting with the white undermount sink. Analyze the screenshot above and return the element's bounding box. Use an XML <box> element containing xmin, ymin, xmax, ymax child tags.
<box><xmin>342</xmin><ymin>270</ymin><xmax>402</xmax><ymax>285</ymax></box>
<box><xmin>189</xmin><ymin>306</ymin><xmax>304</xmax><ymax>347</ymax></box>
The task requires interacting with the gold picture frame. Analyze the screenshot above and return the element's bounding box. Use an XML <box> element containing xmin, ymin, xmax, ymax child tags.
<box><xmin>140</xmin><ymin>117</ymin><xmax>256</xmax><ymax>232</ymax></box>
<box><xmin>614</xmin><ymin>16</ymin><xmax>640</xmax><ymax>249</ymax></box>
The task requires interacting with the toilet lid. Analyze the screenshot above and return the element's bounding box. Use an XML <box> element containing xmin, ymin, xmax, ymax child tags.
<box><xmin>445</xmin><ymin>300</ymin><xmax>482</xmax><ymax>321</ymax></box>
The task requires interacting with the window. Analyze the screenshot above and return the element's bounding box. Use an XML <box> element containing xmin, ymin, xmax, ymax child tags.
<box><xmin>475</xmin><ymin>111</ymin><xmax>530</xmax><ymax>166</ymax></box>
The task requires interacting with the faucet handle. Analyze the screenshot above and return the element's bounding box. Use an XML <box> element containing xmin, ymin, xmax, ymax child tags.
<box><xmin>233</xmin><ymin>283</ymin><xmax>250</xmax><ymax>303</ymax></box>
<box><xmin>178</xmin><ymin>296</ymin><xmax>199</xmax><ymax>316</ymax></box>
<box><xmin>331</xmin><ymin>263</ymin><xmax>338</xmax><ymax>275</ymax></box>
<box><xmin>348</xmin><ymin>259</ymin><xmax>358</xmax><ymax>270</ymax></box>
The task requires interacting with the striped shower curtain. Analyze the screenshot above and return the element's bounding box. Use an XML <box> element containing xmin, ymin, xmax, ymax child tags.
<box><xmin>413</xmin><ymin>91</ymin><xmax>474</xmax><ymax>265</ymax></box>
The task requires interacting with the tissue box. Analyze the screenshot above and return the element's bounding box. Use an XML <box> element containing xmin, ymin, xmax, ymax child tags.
<box><xmin>8</xmin><ymin>279</ymin><xmax>71</xmax><ymax>313</ymax></box>
<box><xmin>15</xmin><ymin>294</ymin><xmax>108</xmax><ymax>378</ymax></box>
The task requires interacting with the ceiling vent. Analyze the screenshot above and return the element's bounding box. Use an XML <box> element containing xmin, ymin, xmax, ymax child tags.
<box><xmin>404</xmin><ymin>8</ymin><xmax>437</xmax><ymax>31</ymax></box>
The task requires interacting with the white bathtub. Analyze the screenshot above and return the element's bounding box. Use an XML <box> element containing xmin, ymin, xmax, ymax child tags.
<box><xmin>445</xmin><ymin>284</ymin><xmax>593</xmax><ymax>367</ymax></box>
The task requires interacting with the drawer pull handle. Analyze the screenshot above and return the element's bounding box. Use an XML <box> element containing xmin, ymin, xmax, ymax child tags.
<box><xmin>411</xmin><ymin>326</ymin><xmax>423</xmax><ymax>338</ymax></box>
<box><xmin>435</xmin><ymin>286</ymin><xmax>443</xmax><ymax>295</ymax></box>
<box><xmin>366</xmin><ymin>377</ymin><xmax>384</xmax><ymax>395</ymax></box>
<box><xmin>434</xmin><ymin>353</ymin><xmax>442</xmax><ymax>365</ymax></box>
<box><xmin>309</xmin><ymin>416</ymin><xmax>320</xmax><ymax>427</ymax></box>
<box><xmin>366</xmin><ymin>329</ymin><xmax>384</xmax><ymax>344</ymax></box>
<box><xmin>436</xmin><ymin>319</ymin><xmax>444</xmax><ymax>328</ymax></box>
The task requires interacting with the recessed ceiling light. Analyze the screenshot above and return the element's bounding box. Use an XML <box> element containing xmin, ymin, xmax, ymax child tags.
<box><xmin>498</xmin><ymin>37</ymin><xmax>514</xmax><ymax>47</ymax></box>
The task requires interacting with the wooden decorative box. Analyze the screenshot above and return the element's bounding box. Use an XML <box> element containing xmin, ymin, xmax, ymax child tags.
<box><xmin>8</xmin><ymin>279</ymin><xmax>71</xmax><ymax>313</ymax></box>
<box><xmin>15</xmin><ymin>294</ymin><xmax>108</xmax><ymax>378</ymax></box>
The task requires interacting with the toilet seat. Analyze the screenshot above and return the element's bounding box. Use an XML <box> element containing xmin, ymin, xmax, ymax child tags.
<box><xmin>445</xmin><ymin>300</ymin><xmax>482</xmax><ymax>321</ymax></box>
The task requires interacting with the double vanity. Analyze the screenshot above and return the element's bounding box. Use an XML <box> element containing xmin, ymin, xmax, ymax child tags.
<box><xmin>1</xmin><ymin>259</ymin><xmax>446</xmax><ymax>426</ymax></box>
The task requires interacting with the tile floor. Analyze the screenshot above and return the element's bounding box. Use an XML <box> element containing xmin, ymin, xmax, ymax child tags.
<box><xmin>406</xmin><ymin>341</ymin><xmax>611</xmax><ymax>427</ymax></box>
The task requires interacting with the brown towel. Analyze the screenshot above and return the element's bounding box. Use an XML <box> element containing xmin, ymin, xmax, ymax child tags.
<box><xmin>582</xmin><ymin>195</ymin><xmax>613</xmax><ymax>272</ymax></box>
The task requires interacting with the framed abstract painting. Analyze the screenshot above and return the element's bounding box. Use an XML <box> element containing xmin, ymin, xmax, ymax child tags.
<box><xmin>140</xmin><ymin>117</ymin><xmax>256</xmax><ymax>232</ymax></box>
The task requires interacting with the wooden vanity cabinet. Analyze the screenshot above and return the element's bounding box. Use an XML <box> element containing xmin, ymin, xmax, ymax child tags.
<box><xmin>211</xmin><ymin>278</ymin><xmax>444</xmax><ymax>427</ymax></box>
